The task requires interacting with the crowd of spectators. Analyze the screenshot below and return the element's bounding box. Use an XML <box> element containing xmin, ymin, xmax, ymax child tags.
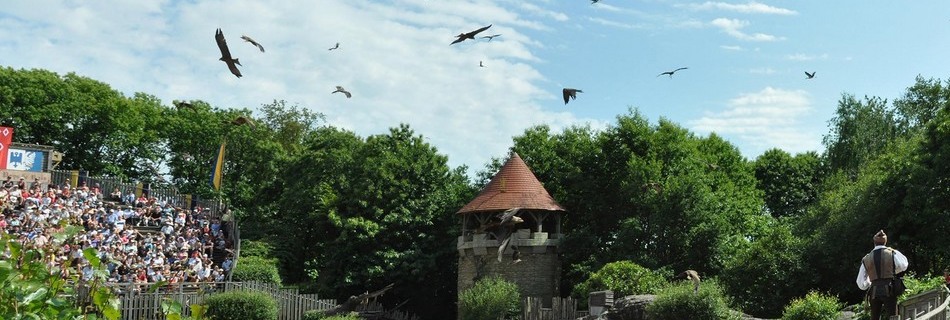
<box><xmin>0</xmin><ymin>175</ymin><xmax>236</xmax><ymax>289</ymax></box>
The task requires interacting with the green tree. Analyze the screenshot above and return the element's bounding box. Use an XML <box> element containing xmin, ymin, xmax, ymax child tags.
<box><xmin>822</xmin><ymin>94</ymin><xmax>901</xmax><ymax>176</ymax></box>
<box><xmin>275</xmin><ymin>124</ymin><xmax>474</xmax><ymax>320</ymax></box>
<box><xmin>753</xmin><ymin>149</ymin><xmax>824</xmax><ymax>218</ymax></box>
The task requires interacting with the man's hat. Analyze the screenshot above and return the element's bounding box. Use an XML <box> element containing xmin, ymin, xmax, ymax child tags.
<box><xmin>874</xmin><ymin>230</ymin><xmax>887</xmax><ymax>242</ymax></box>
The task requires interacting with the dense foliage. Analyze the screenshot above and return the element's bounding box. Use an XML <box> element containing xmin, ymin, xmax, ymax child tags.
<box><xmin>457</xmin><ymin>276</ymin><xmax>521</xmax><ymax>320</ymax></box>
<box><xmin>0</xmin><ymin>226</ymin><xmax>120</xmax><ymax>320</ymax></box>
<box><xmin>231</xmin><ymin>256</ymin><xmax>282</xmax><ymax>285</ymax></box>
<box><xmin>204</xmin><ymin>291</ymin><xmax>277</xmax><ymax>320</ymax></box>
<box><xmin>302</xmin><ymin>310</ymin><xmax>360</xmax><ymax>320</ymax></box>
<box><xmin>781</xmin><ymin>291</ymin><xmax>842</xmax><ymax>320</ymax></box>
<box><xmin>646</xmin><ymin>280</ymin><xmax>739</xmax><ymax>320</ymax></box>
<box><xmin>571</xmin><ymin>260</ymin><xmax>668</xmax><ymax>303</ymax></box>
<box><xmin>6</xmin><ymin>66</ymin><xmax>950</xmax><ymax>318</ymax></box>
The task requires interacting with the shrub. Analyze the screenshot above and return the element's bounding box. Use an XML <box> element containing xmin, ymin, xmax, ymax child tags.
<box><xmin>205</xmin><ymin>290</ymin><xmax>278</xmax><ymax>320</ymax></box>
<box><xmin>898</xmin><ymin>272</ymin><xmax>946</xmax><ymax>302</ymax></box>
<box><xmin>781</xmin><ymin>291</ymin><xmax>842</xmax><ymax>320</ymax></box>
<box><xmin>303</xmin><ymin>310</ymin><xmax>360</xmax><ymax>320</ymax></box>
<box><xmin>232</xmin><ymin>256</ymin><xmax>282</xmax><ymax>285</ymax></box>
<box><xmin>458</xmin><ymin>276</ymin><xmax>520</xmax><ymax>320</ymax></box>
<box><xmin>572</xmin><ymin>260</ymin><xmax>667</xmax><ymax>303</ymax></box>
<box><xmin>647</xmin><ymin>280</ymin><xmax>740</xmax><ymax>320</ymax></box>
<box><xmin>240</xmin><ymin>239</ymin><xmax>276</xmax><ymax>259</ymax></box>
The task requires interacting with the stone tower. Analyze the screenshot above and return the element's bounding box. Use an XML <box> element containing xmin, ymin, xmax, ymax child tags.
<box><xmin>456</xmin><ymin>152</ymin><xmax>565</xmax><ymax>307</ymax></box>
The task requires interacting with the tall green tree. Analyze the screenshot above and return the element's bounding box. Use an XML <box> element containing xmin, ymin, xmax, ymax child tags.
<box><xmin>753</xmin><ymin>149</ymin><xmax>824</xmax><ymax>218</ymax></box>
<box><xmin>0</xmin><ymin>67</ymin><xmax>164</xmax><ymax>178</ymax></box>
<box><xmin>275</xmin><ymin>124</ymin><xmax>474</xmax><ymax>319</ymax></box>
<box><xmin>822</xmin><ymin>94</ymin><xmax>901</xmax><ymax>176</ymax></box>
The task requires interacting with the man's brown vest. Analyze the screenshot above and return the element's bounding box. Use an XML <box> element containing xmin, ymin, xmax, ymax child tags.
<box><xmin>863</xmin><ymin>248</ymin><xmax>896</xmax><ymax>281</ymax></box>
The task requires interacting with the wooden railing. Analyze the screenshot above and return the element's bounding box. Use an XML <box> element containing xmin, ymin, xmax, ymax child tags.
<box><xmin>78</xmin><ymin>281</ymin><xmax>337</xmax><ymax>320</ymax></box>
<box><xmin>522</xmin><ymin>296</ymin><xmax>589</xmax><ymax>320</ymax></box>
<box><xmin>899</xmin><ymin>286</ymin><xmax>950</xmax><ymax>320</ymax></box>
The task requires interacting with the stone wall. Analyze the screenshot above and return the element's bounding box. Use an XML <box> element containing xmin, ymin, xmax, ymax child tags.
<box><xmin>457</xmin><ymin>231</ymin><xmax>561</xmax><ymax>304</ymax></box>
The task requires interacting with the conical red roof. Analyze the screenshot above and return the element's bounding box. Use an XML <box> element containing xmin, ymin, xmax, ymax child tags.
<box><xmin>457</xmin><ymin>152</ymin><xmax>566</xmax><ymax>214</ymax></box>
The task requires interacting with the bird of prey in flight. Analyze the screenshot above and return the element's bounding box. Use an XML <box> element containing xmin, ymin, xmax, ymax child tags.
<box><xmin>451</xmin><ymin>24</ymin><xmax>492</xmax><ymax>45</ymax></box>
<box><xmin>678</xmin><ymin>270</ymin><xmax>701</xmax><ymax>293</ymax></box>
<box><xmin>240</xmin><ymin>35</ymin><xmax>265</xmax><ymax>52</ymax></box>
<box><xmin>174</xmin><ymin>101</ymin><xmax>196</xmax><ymax>110</ymax></box>
<box><xmin>478</xmin><ymin>207</ymin><xmax>525</xmax><ymax>262</ymax></box>
<box><xmin>479</xmin><ymin>61</ymin><xmax>485</xmax><ymax>68</ymax></box>
<box><xmin>329</xmin><ymin>42</ymin><xmax>340</xmax><ymax>51</ymax></box>
<box><xmin>805</xmin><ymin>71</ymin><xmax>816</xmax><ymax>79</ymax></box>
<box><xmin>226</xmin><ymin>116</ymin><xmax>256</xmax><ymax>127</ymax></box>
<box><xmin>332</xmin><ymin>86</ymin><xmax>352</xmax><ymax>98</ymax></box>
<box><xmin>481</xmin><ymin>34</ymin><xmax>502</xmax><ymax>41</ymax></box>
<box><xmin>658</xmin><ymin>67</ymin><xmax>688</xmax><ymax>78</ymax></box>
<box><xmin>563</xmin><ymin>88</ymin><xmax>583</xmax><ymax>105</ymax></box>
<box><xmin>215</xmin><ymin>28</ymin><xmax>242</xmax><ymax>78</ymax></box>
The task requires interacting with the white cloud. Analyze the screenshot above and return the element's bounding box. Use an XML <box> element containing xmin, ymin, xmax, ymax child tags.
<box><xmin>586</xmin><ymin>17</ymin><xmax>643</xmax><ymax>29</ymax></box>
<box><xmin>689</xmin><ymin>87</ymin><xmax>821</xmax><ymax>158</ymax></box>
<box><xmin>720</xmin><ymin>45</ymin><xmax>744</xmax><ymax>51</ymax></box>
<box><xmin>683</xmin><ymin>1</ymin><xmax>797</xmax><ymax>15</ymax></box>
<box><xmin>786</xmin><ymin>53</ymin><xmax>829</xmax><ymax>61</ymax></box>
<box><xmin>711</xmin><ymin>18</ymin><xmax>784</xmax><ymax>41</ymax></box>
<box><xmin>518</xmin><ymin>3</ymin><xmax>569</xmax><ymax>22</ymax></box>
<box><xmin>0</xmin><ymin>0</ymin><xmax>600</xmax><ymax>176</ymax></box>
<box><xmin>749</xmin><ymin>67</ymin><xmax>775</xmax><ymax>74</ymax></box>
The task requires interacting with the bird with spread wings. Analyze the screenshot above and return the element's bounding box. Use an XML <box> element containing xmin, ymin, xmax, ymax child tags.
<box><xmin>225</xmin><ymin>116</ymin><xmax>256</xmax><ymax>127</ymax></box>
<box><xmin>678</xmin><ymin>270</ymin><xmax>701</xmax><ymax>293</ymax></box>
<box><xmin>563</xmin><ymin>88</ymin><xmax>583</xmax><ymax>105</ymax></box>
<box><xmin>481</xmin><ymin>34</ymin><xmax>502</xmax><ymax>41</ymax></box>
<box><xmin>240</xmin><ymin>35</ymin><xmax>265</xmax><ymax>53</ymax></box>
<box><xmin>657</xmin><ymin>67</ymin><xmax>688</xmax><ymax>78</ymax></box>
<box><xmin>478</xmin><ymin>207</ymin><xmax>525</xmax><ymax>263</ymax></box>
<box><xmin>215</xmin><ymin>28</ymin><xmax>242</xmax><ymax>78</ymax></box>
<box><xmin>332</xmin><ymin>86</ymin><xmax>352</xmax><ymax>98</ymax></box>
<box><xmin>451</xmin><ymin>24</ymin><xmax>492</xmax><ymax>45</ymax></box>
<box><xmin>805</xmin><ymin>71</ymin><xmax>816</xmax><ymax>79</ymax></box>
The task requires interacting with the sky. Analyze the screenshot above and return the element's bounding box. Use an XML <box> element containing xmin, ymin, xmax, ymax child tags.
<box><xmin>1</xmin><ymin>0</ymin><xmax>948</xmax><ymax>177</ymax></box>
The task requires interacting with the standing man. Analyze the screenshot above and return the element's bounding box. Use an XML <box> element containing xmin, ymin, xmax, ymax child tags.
<box><xmin>856</xmin><ymin>230</ymin><xmax>909</xmax><ymax>319</ymax></box>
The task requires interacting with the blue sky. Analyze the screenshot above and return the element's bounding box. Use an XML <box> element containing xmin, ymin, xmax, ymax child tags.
<box><xmin>1</xmin><ymin>0</ymin><xmax>948</xmax><ymax>176</ymax></box>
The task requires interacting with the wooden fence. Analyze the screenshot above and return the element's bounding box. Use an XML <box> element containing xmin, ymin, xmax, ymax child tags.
<box><xmin>522</xmin><ymin>296</ymin><xmax>589</xmax><ymax>320</ymax></box>
<box><xmin>79</xmin><ymin>282</ymin><xmax>337</xmax><ymax>320</ymax></box>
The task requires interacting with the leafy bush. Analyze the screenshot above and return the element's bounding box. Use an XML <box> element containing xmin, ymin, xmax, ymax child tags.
<box><xmin>898</xmin><ymin>272</ymin><xmax>946</xmax><ymax>301</ymax></box>
<box><xmin>0</xmin><ymin>225</ymin><xmax>121</xmax><ymax>320</ymax></box>
<box><xmin>647</xmin><ymin>280</ymin><xmax>740</xmax><ymax>320</ymax></box>
<box><xmin>781</xmin><ymin>291</ymin><xmax>841</xmax><ymax>320</ymax></box>
<box><xmin>303</xmin><ymin>310</ymin><xmax>360</xmax><ymax>320</ymax></box>
<box><xmin>232</xmin><ymin>256</ymin><xmax>282</xmax><ymax>285</ymax></box>
<box><xmin>458</xmin><ymin>276</ymin><xmax>520</xmax><ymax>320</ymax></box>
<box><xmin>240</xmin><ymin>239</ymin><xmax>276</xmax><ymax>259</ymax></box>
<box><xmin>572</xmin><ymin>260</ymin><xmax>667</xmax><ymax>304</ymax></box>
<box><xmin>205</xmin><ymin>290</ymin><xmax>278</xmax><ymax>320</ymax></box>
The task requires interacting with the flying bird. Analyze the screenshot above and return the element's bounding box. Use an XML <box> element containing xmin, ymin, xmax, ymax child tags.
<box><xmin>479</xmin><ymin>61</ymin><xmax>485</xmax><ymax>68</ymax></box>
<box><xmin>478</xmin><ymin>207</ymin><xmax>525</xmax><ymax>262</ymax></box>
<box><xmin>678</xmin><ymin>270</ymin><xmax>701</xmax><ymax>293</ymax></box>
<box><xmin>563</xmin><ymin>88</ymin><xmax>583</xmax><ymax>105</ymax></box>
<box><xmin>805</xmin><ymin>71</ymin><xmax>816</xmax><ymax>79</ymax></box>
<box><xmin>240</xmin><ymin>35</ymin><xmax>265</xmax><ymax>53</ymax></box>
<box><xmin>215</xmin><ymin>28</ymin><xmax>242</xmax><ymax>78</ymax></box>
<box><xmin>451</xmin><ymin>24</ymin><xmax>492</xmax><ymax>45</ymax></box>
<box><xmin>592</xmin><ymin>0</ymin><xmax>600</xmax><ymax>3</ymax></box>
<box><xmin>658</xmin><ymin>67</ymin><xmax>688</xmax><ymax>78</ymax></box>
<box><xmin>328</xmin><ymin>42</ymin><xmax>340</xmax><ymax>51</ymax></box>
<box><xmin>224</xmin><ymin>116</ymin><xmax>256</xmax><ymax>128</ymax></box>
<box><xmin>332</xmin><ymin>86</ymin><xmax>352</xmax><ymax>98</ymax></box>
<box><xmin>481</xmin><ymin>34</ymin><xmax>502</xmax><ymax>41</ymax></box>
<box><xmin>173</xmin><ymin>101</ymin><xmax>195</xmax><ymax>110</ymax></box>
